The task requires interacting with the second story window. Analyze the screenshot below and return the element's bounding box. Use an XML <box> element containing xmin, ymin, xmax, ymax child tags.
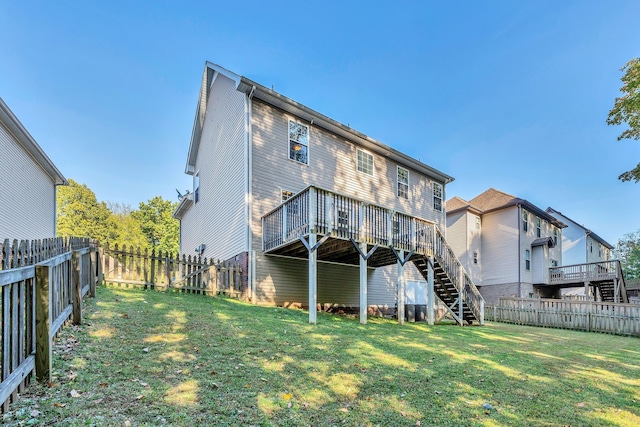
<box><xmin>553</xmin><ymin>228</ymin><xmax>558</xmax><ymax>246</ymax></box>
<box><xmin>536</xmin><ymin>217</ymin><xmax>541</xmax><ymax>237</ymax></box>
<box><xmin>522</xmin><ymin>210</ymin><xmax>529</xmax><ymax>232</ymax></box>
<box><xmin>525</xmin><ymin>249</ymin><xmax>531</xmax><ymax>270</ymax></box>
<box><xmin>475</xmin><ymin>216</ymin><xmax>481</xmax><ymax>230</ymax></box>
<box><xmin>433</xmin><ymin>182</ymin><xmax>443</xmax><ymax>212</ymax></box>
<box><xmin>397</xmin><ymin>167</ymin><xmax>409</xmax><ymax>199</ymax></box>
<box><xmin>357</xmin><ymin>149</ymin><xmax>374</xmax><ymax>175</ymax></box>
<box><xmin>289</xmin><ymin>120</ymin><xmax>309</xmax><ymax>165</ymax></box>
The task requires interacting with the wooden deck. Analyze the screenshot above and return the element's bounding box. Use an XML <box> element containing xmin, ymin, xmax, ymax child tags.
<box><xmin>261</xmin><ymin>186</ymin><xmax>484</xmax><ymax>325</ymax></box>
<box><xmin>548</xmin><ymin>260</ymin><xmax>628</xmax><ymax>303</ymax></box>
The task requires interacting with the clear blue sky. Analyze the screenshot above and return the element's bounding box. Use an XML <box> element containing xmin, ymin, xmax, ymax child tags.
<box><xmin>1</xmin><ymin>1</ymin><xmax>639</xmax><ymax>245</ymax></box>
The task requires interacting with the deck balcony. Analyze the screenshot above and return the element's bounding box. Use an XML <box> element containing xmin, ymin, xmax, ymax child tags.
<box><xmin>549</xmin><ymin>260</ymin><xmax>628</xmax><ymax>303</ymax></box>
<box><xmin>261</xmin><ymin>186</ymin><xmax>484</xmax><ymax>325</ymax></box>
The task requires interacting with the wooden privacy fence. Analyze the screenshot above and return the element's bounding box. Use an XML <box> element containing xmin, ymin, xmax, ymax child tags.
<box><xmin>486</xmin><ymin>297</ymin><xmax>640</xmax><ymax>337</ymax></box>
<box><xmin>102</xmin><ymin>244</ymin><xmax>244</xmax><ymax>298</ymax></box>
<box><xmin>0</xmin><ymin>237</ymin><xmax>100</xmax><ymax>411</ymax></box>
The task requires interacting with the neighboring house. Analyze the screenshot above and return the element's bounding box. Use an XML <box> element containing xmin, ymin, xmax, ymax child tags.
<box><xmin>446</xmin><ymin>188</ymin><xmax>566</xmax><ymax>304</ymax></box>
<box><xmin>0</xmin><ymin>97</ymin><xmax>67</xmax><ymax>240</ymax></box>
<box><xmin>545</xmin><ymin>208</ymin><xmax>613</xmax><ymax>265</ymax></box>
<box><xmin>174</xmin><ymin>62</ymin><xmax>483</xmax><ymax>324</ymax></box>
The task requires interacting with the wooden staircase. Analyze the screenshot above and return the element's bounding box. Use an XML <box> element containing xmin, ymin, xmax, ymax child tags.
<box><xmin>411</xmin><ymin>229</ymin><xmax>484</xmax><ymax>325</ymax></box>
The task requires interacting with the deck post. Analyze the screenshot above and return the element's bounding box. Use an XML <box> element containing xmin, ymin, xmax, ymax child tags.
<box><xmin>427</xmin><ymin>256</ymin><xmax>435</xmax><ymax>325</ymax></box>
<box><xmin>72</xmin><ymin>250</ymin><xmax>82</xmax><ymax>325</ymax></box>
<box><xmin>35</xmin><ymin>264</ymin><xmax>51</xmax><ymax>382</ymax></box>
<box><xmin>397</xmin><ymin>249</ymin><xmax>405</xmax><ymax>325</ymax></box>
<box><xmin>458</xmin><ymin>265</ymin><xmax>464</xmax><ymax>326</ymax></box>
<box><xmin>359</xmin><ymin>241</ymin><xmax>368</xmax><ymax>325</ymax></box>
<box><xmin>614</xmin><ymin>277</ymin><xmax>619</xmax><ymax>303</ymax></box>
<box><xmin>308</xmin><ymin>187</ymin><xmax>317</xmax><ymax>324</ymax></box>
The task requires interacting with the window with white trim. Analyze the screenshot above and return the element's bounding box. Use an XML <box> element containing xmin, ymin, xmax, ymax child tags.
<box><xmin>194</xmin><ymin>172</ymin><xmax>200</xmax><ymax>203</ymax></box>
<box><xmin>356</xmin><ymin>149</ymin><xmax>374</xmax><ymax>176</ymax></box>
<box><xmin>281</xmin><ymin>189</ymin><xmax>295</xmax><ymax>203</ymax></box>
<box><xmin>522</xmin><ymin>210</ymin><xmax>529</xmax><ymax>232</ymax></box>
<box><xmin>288</xmin><ymin>120</ymin><xmax>309</xmax><ymax>164</ymax></box>
<box><xmin>397</xmin><ymin>167</ymin><xmax>409</xmax><ymax>199</ymax></box>
<box><xmin>433</xmin><ymin>182</ymin><xmax>443</xmax><ymax>212</ymax></box>
<box><xmin>475</xmin><ymin>216</ymin><xmax>481</xmax><ymax>230</ymax></box>
<box><xmin>473</xmin><ymin>251</ymin><xmax>478</xmax><ymax>264</ymax></box>
<box><xmin>525</xmin><ymin>249</ymin><xmax>531</xmax><ymax>270</ymax></box>
<box><xmin>536</xmin><ymin>217</ymin><xmax>541</xmax><ymax>237</ymax></box>
<box><xmin>553</xmin><ymin>228</ymin><xmax>558</xmax><ymax>246</ymax></box>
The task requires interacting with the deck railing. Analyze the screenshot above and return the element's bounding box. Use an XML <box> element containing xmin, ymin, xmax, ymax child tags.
<box><xmin>549</xmin><ymin>260</ymin><xmax>622</xmax><ymax>285</ymax></box>
<box><xmin>262</xmin><ymin>186</ymin><xmax>485</xmax><ymax>323</ymax></box>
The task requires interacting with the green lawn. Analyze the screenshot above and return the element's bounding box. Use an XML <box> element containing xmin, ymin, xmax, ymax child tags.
<box><xmin>4</xmin><ymin>286</ymin><xmax>639</xmax><ymax>426</ymax></box>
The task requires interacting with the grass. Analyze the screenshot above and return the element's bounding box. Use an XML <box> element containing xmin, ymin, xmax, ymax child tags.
<box><xmin>3</xmin><ymin>286</ymin><xmax>639</xmax><ymax>426</ymax></box>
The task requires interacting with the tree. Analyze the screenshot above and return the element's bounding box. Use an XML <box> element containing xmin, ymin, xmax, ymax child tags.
<box><xmin>132</xmin><ymin>196</ymin><xmax>179</xmax><ymax>254</ymax></box>
<box><xmin>613</xmin><ymin>229</ymin><xmax>640</xmax><ymax>279</ymax></box>
<box><xmin>108</xmin><ymin>202</ymin><xmax>149</xmax><ymax>250</ymax></box>
<box><xmin>57</xmin><ymin>179</ymin><xmax>118</xmax><ymax>243</ymax></box>
<box><xmin>607</xmin><ymin>57</ymin><xmax>640</xmax><ymax>182</ymax></box>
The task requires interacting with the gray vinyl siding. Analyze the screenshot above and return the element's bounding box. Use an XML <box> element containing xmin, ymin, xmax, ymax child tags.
<box><xmin>445</xmin><ymin>211</ymin><xmax>467</xmax><ymax>261</ymax></box>
<box><xmin>251</xmin><ymin>99</ymin><xmax>442</xmax><ymax>307</ymax></box>
<box><xmin>480</xmin><ymin>208</ymin><xmax>520</xmax><ymax>286</ymax></box>
<box><xmin>179</xmin><ymin>73</ymin><xmax>247</xmax><ymax>260</ymax></box>
<box><xmin>0</xmin><ymin>121</ymin><xmax>56</xmax><ymax>240</ymax></box>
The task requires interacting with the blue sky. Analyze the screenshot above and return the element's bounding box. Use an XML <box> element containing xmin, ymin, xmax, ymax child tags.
<box><xmin>1</xmin><ymin>1</ymin><xmax>639</xmax><ymax>245</ymax></box>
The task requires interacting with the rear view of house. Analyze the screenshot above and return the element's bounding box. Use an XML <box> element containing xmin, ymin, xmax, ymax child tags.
<box><xmin>174</xmin><ymin>62</ymin><xmax>484</xmax><ymax>325</ymax></box>
<box><xmin>0</xmin><ymin>98</ymin><xmax>67</xmax><ymax>240</ymax></box>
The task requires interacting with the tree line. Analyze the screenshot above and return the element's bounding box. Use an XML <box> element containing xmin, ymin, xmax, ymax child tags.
<box><xmin>56</xmin><ymin>179</ymin><xmax>179</xmax><ymax>254</ymax></box>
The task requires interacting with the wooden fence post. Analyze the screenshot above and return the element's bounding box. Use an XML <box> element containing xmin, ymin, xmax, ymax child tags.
<box><xmin>35</xmin><ymin>264</ymin><xmax>51</xmax><ymax>382</ymax></box>
<box><xmin>72</xmin><ymin>251</ymin><xmax>82</xmax><ymax>325</ymax></box>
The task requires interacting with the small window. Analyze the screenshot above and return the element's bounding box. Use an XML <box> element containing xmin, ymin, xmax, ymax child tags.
<box><xmin>525</xmin><ymin>249</ymin><xmax>530</xmax><ymax>271</ymax></box>
<box><xmin>522</xmin><ymin>210</ymin><xmax>529</xmax><ymax>232</ymax></box>
<box><xmin>473</xmin><ymin>251</ymin><xmax>478</xmax><ymax>264</ymax></box>
<box><xmin>289</xmin><ymin>120</ymin><xmax>309</xmax><ymax>164</ymax></box>
<box><xmin>397</xmin><ymin>167</ymin><xmax>409</xmax><ymax>199</ymax></box>
<box><xmin>475</xmin><ymin>216</ymin><xmax>481</xmax><ymax>230</ymax></box>
<box><xmin>194</xmin><ymin>172</ymin><xmax>200</xmax><ymax>203</ymax></box>
<box><xmin>281</xmin><ymin>189</ymin><xmax>295</xmax><ymax>203</ymax></box>
<box><xmin>553</xmin><ymin>228</ymin><xmax>558</xmax><ymax>246</ymax></box>
<box><xmin>357</xmin><ymin>149</ymin><xmax>374</xmax><ymax>176</ymax></box>
<box><xmin>433</xmin><ymin>182</ymin><xmax>443</xmax><ymax>212</ymax></box>
<box><xmin>536</xmin><ymin>217</ymin><xmax>541</xmax><ymax>237</ymax></box>
<box><xmin>590</xmin><ymin>241</ymin><xmax>593</xmax><ymax>253</ymax></box>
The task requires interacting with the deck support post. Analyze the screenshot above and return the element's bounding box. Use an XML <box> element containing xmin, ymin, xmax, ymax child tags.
<box><xmin>359</xmin><ymin>241</ymin><xmax>368</xmax><ymax>325</ymax></box>
<box><xmin>614</xmin><ymin>278</ymin><xmax>619</xmax><ymax>303</ymax></box>
<box><xmin>397</xmin><ymin>249</ymin><xmax>405</xmax><ymax>325</ymax></box>
<box><xmin>458</xmin><ymin>265</ymin><xmax>464</xmax><ymax>326</ymax></box>
<box><xmin>308</xmin><ymin>233</ymin><xmax>317</xmax><ymax>324</ymax></box>
<box><xmin>427</xmin><ymin>256</ymin><xmax>435</xmax><ymax>325</ymax></box>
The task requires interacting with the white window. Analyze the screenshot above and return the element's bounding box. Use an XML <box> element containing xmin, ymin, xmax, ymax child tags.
<box><xmin>522</xmin><ymin>210</ymin><xmax>529</xmax><ymax>232</ymax></box>
<box><xmin>536</xmin><ymin>217</ymin><xmax>541</xmax><ymax>238</ymax></box>
<box><xmin>525</xmin><ymin>249</ymin><xmax>531</xmax><ymax>270</ymax></box>
<box><xmin>553</xmin><ymin>228</ymin><xmax>558</xmax><ymax>246</ymax></box>
<box><xmin>281</xmin><ymin>189</ymin><xmax>295</xmax><ymax>203</ymax></box>
<box><xmin>397</xmin><ymin>167</ymin><xmax>409</xmax><ymax>199</ymax></box>
<box><xmin>433</xmin><ymin>182</ymin><xmax>443</xmax><ymax>212</ymax></box>
<box><xmin>194</xmin><ymin>172</ymin><xmax>200</xmax><ymax>203</ymax></box>
<box><xmin>289</xmin><ymin>120</ymin><xmax>309</xmax><ymax>164</ymax></box>
<box><xmin>473</xmin><ymin>251</ymin><xmax>478</xmax><ymax>264</ymax></box>
<box><xmin>357</xmin><ymin>149</ymin><xmax>374</xmax><ymax>176</ymax></box>
<box><xmin>475</xmin><ymin>216</ymin><xmax>481</xmax><ymax>230</ymax></box>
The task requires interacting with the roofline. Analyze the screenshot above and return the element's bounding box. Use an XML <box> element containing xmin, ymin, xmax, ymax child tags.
<box><xmin>0</xmin><ymin>97</ymin><xmax>67</xmax><ymax>186</ymax></box>
<box><xmin>185</xmin><ymin>61</ymin><xmax>454</xmax><ymax>184</ymax></box>
<box><xmin>482</xmin><ymin>198</ymin><xmax>567</xmax><ymax>228</ymax></box>
<box><xmin>172</xmin><ymin>193</ymin><xmax>194</xmax><ymax>219</ymax></box>
<box><xmin>546</xmin><ymin>207</ymin><xmax>613</xmax><ymax>249</ymax></box>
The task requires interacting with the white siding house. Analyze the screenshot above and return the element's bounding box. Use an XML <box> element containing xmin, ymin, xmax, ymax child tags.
<box><xmin>175</xmin><ymin>62</ymin><xmax>484</xmax><ymax>324</ymax></box>
<box><xmin>446</xmin><ymin>189</ymin><xmax>566</xmax><ymax>304</ymax></box>
<box><xmin>545</xmin><ymin>208</ymin><xmax>613</xmax><ymax>265</ymax></box>
<box><xmin>0</xmin><ymin>98</ymin><xmax>67</xmax><ymax>240</ymax></box>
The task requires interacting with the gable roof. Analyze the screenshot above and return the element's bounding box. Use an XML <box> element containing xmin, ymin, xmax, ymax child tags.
<box><xmin>185</xmin><ymin>62</ymin><xmax>454</xmax><ymax>185</ymax></box>
<box><xmin>467</xmin><ymin>188</ymin><xmax>566</xmax><ymax>228</ymax></box>
<box><xmin>0</xmin><ymin>98</ymin><xmax>67</xmax><ymax>186</ymax></box>
<box><xmin>546</xmin><ymin>207</ymin><xmax>613</xmax><ymax>249</ymax></box>
<box><xmin>445</xmin><ymin>196</ymin><xmax>483</xmax><ymax>215</ymax></box>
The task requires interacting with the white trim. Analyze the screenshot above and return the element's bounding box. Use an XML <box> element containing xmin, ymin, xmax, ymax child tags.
<box><xmin>356</xmin><ymin>148</ymin><xmax>374</xmax><ymax>176</ymax></box>
<box><xmin>280</xmin><ymin>188</ymin><xmax>295</xmax><ymax>203</ymax></box>
<box><xmin>432</xmin><ymin>181</ymin><xmax>443</xmax><ymax>212</ymax></box>
<box><xmin>193</xmin><ymin>171</ymin><xmax>200</xmax><ymax>203</ymax></box>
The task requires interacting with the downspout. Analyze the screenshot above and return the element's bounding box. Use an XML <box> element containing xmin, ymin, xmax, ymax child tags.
<box><xmin>517</xmin><ymin>204</ymin><xmax>521</xmax><ymax>297</ymax></box>
<box><xmin>246</xmin><ymin>86</ymin><xmax>256</xmax><ymax>303</ymax></box>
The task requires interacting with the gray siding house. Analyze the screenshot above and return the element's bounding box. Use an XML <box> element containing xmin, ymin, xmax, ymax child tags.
<box><xmin>174</xmin><ymin>62</ymin><xmax>484</xmax><ymax>325</ymax></box>
<box><xmin>446</xmin><ymin>189</ymin><xmax>566</xmax><ymax>304</ymax></box>
<box><xmin>0</xmin><ymin>97</ymin><xmax>67</xmax><ymax>240</ymax></box>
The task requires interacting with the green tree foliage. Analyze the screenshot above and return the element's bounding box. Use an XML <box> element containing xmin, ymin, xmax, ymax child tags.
<box><xmin>613</xmin><ymin>229</ymin><xmax>640</xmax><ymax>279</ymax></box>
<box><xmin>108</xmin><ymin>202</ymin><xmax>149</xmax><ymax>250</ymax></box>
<box><xmin>57</xmin><ymin>179</ymin><xmax>118</xmax><ymax>242</ymax></box>
<box><xmin>607</xmin><ymin>58</ymin><xmax>640</xmax><ymax>182</ymax></box>
<box><xmin>132</xmin><ymin>196</ymin><xmax>179</xmax><ymax>255</ymax></box>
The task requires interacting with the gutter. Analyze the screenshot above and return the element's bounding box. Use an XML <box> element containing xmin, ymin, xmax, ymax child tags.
<box><xmin>517</xmin><ymin>204</ymin><xmax>522</xmax><ymax>297</ymax></box>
